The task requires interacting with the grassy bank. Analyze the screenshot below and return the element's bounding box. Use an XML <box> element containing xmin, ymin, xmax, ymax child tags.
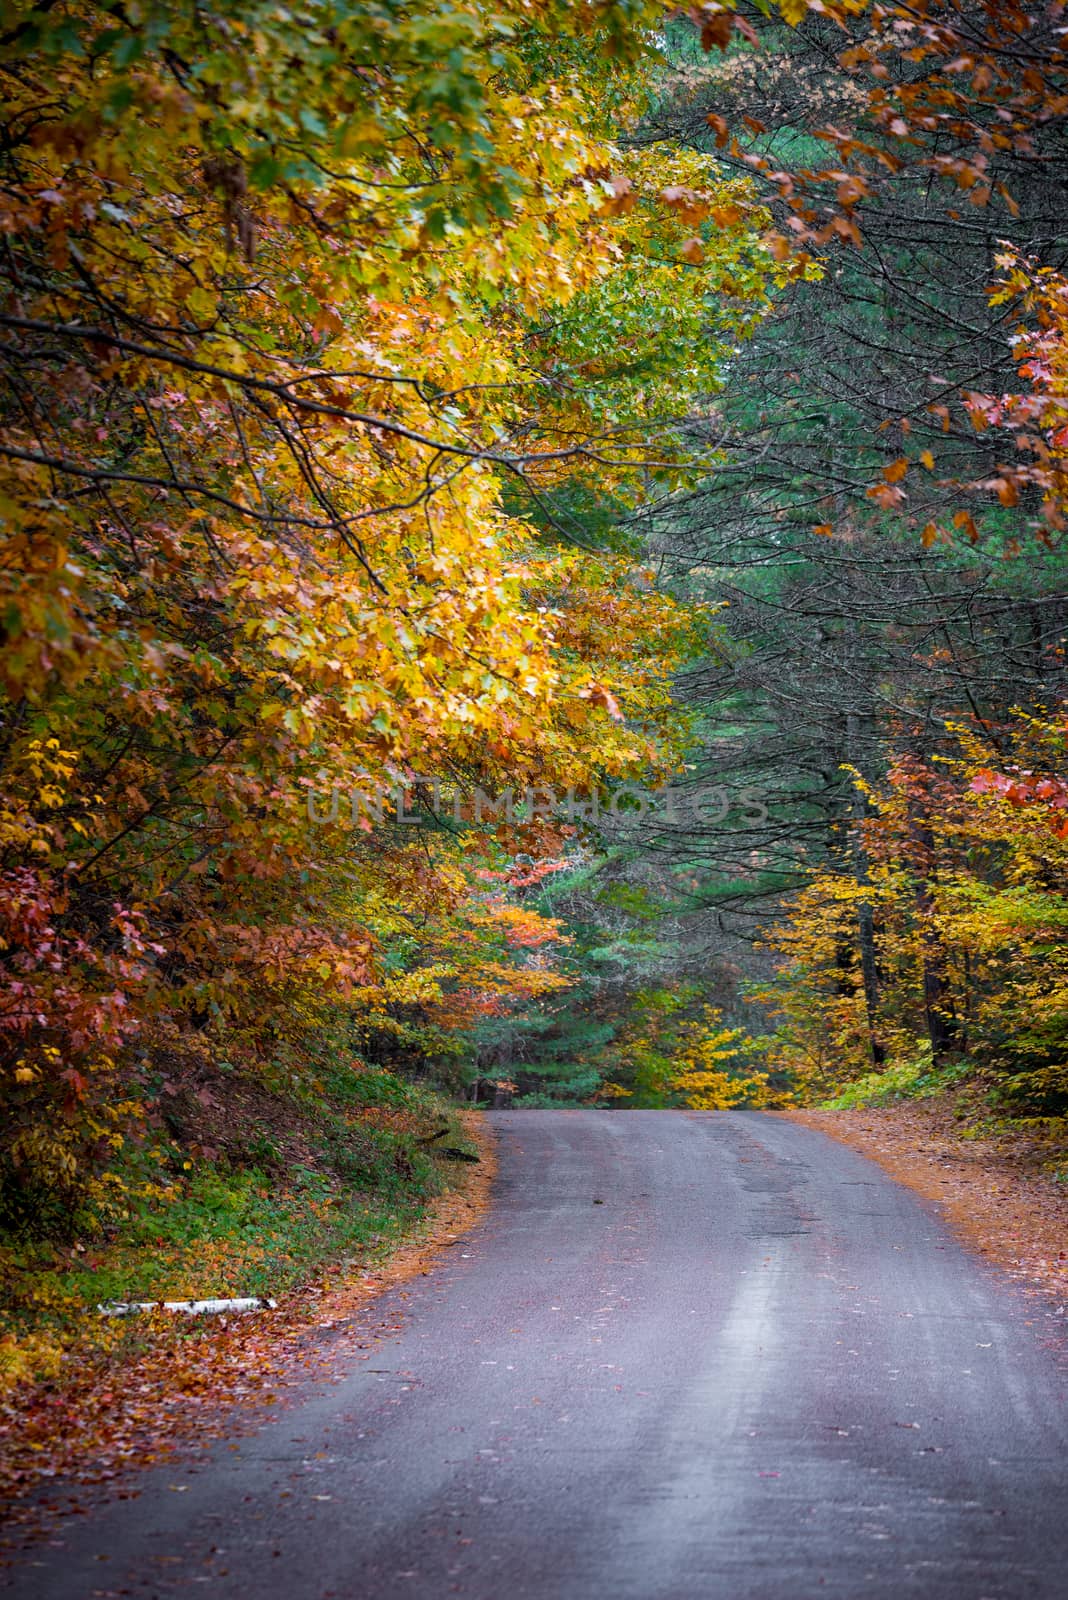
<box><xmin>0</xmin><ymin>1052</ymin><xmax>478</xmax><ymax>1393</ymax></box>
<box><xmin>813</xmin><ymin>1050</ymin><xmax>1067</xmax><ymax>1183</ymax></box>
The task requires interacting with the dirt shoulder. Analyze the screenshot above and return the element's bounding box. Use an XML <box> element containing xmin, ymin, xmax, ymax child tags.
<box><xmin>784</xmin><ymin>1102</ymin><xmax>1067</xmax><ymax>1306</ymax></box>
<box><xmin>0</xmin><ymin>1110</ymin><xmax>496</xmax><ymax>1530</ymax></box>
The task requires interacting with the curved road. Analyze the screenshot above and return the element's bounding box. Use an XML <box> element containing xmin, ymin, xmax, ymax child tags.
<box><xmin>13</xmin><ymin>1111</ymin><xmax>1068</xmax><ymax>1599</ymax></box>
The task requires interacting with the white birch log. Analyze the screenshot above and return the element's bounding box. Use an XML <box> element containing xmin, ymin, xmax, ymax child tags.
<box><xmin>98</xmin><ymin>1296</ymin><xmax>277</xmax><ymax>1316</ymax></box>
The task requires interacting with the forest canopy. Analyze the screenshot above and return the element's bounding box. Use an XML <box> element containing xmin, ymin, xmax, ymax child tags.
<box><xmin>1</xmin><ymin>0</ymin><xmax>1066</xmax><ymax>1261</ymax></box>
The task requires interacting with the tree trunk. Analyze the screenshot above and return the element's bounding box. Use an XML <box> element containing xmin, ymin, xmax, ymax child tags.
<box><xmin>847</xmin><ymin>711</ymin><xmax>885</xmax><ymax>1066</ymax></box>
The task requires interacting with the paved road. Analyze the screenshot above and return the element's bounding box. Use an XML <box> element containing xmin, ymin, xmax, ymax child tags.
<box><xmin>11</xmin><ymin>1111</ymin><xmax>1068</xmax><ymax>1599</ymax></box>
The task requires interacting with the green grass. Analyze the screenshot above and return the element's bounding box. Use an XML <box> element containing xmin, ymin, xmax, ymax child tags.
<box><xmin>4</xmin><ymin>1169</ymin><xmax>424</xmax><ymax>1324</ymax></box>
<box><xmin>0</xmin><ymin>1059</ymin><xmax>472</xmax><ymax>1387</ymax></box>
<box><xmin>822</xmin><ymin>1049</ymin><xmax>973</xmax><ymax>1110</ymax></box>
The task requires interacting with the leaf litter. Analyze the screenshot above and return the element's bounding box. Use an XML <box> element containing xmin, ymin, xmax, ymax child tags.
<box><xmin>0</xmin><ymin>1114</ymin><xmax>495</xmax><ymax>1546</ymax></box>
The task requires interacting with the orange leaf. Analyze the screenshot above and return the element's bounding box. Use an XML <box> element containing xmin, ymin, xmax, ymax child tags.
<box><xmin>705</xmin><ymin>113</ymin><xmax>729</xmax><ymax>148</ymax></box>
<box><xmin>710</xmin><ymin>202</ymin><xmax>744</xmax><ymax>228</ymax></box>
<box><xmin>660</xmin><ymin>186</ymin><xmax>712</xmax><ymax>226</ymax></box>
<box><xmin>700</xmin><ymin>13</ymin><xmax>734</xmax><ymax>51</ymax></box>
<box><xmin>601</xmin><ymin>175</ymin><xmax>635</xmax><ymax>217</ymax></box>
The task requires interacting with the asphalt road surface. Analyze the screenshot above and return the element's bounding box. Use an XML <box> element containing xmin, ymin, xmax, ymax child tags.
<box><xmin>11</xmin><ymin>1110</ymin><xmax>1068</xmax><ymax>1599</ymax></box>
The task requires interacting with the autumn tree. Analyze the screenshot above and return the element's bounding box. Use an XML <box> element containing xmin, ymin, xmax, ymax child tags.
<box><xmin>0</xmin><ymin>1</ymin><xmax>805</xmax><ymax>1218</ymax></box>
